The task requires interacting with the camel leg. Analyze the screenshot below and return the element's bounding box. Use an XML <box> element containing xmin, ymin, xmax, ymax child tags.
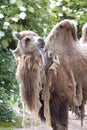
<box><xmin>79</xmin><ymin>101</ymin><xmax>85</xmax><ymax>126</ymax></box>
<box><xmin>39</xmin><ymin>91</ymin><xmax>46</xmax><ymax>121</ymax></box>
<box><xmin>50</xmin><ymin>92</ymin><xmax>68</xmax><ymax>130</ymax></box>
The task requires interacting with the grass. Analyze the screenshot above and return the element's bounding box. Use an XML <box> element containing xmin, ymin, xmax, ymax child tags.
<box><xmin>0</xmin><ymin>121</ymin><xmax>14</xmax><ymax>130</ymax></box>
<box><xmin>0</xmin><ymin>115</ymin><xmax>40</xmax><ymax>129</ymax></box>
<box><xmin>0</xmin><ymin>128</ymin><xmax>13</xmax><ymax>130</ymax></box>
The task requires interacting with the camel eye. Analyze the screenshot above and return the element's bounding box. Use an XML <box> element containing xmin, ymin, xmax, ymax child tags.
<box><xmin>25</xmin><ymin>37</ymin><xmax>30</xmax><ymax>43</ymax></box>
<box><xmin>60</xmin><ymin>25</ymin><xmax>63</xmax><ymax>29</ymax></box>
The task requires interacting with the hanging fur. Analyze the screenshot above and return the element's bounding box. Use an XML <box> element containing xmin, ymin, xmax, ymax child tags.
<box><xmin>16</xmin><ymin>53</ymin><xmax>45</xmax><ymax>114</ymax></box>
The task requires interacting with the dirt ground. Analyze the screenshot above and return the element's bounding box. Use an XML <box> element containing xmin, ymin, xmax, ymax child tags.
<box><xmin>14</xmin><ymin>106</ymin><xmax>87</xmax><ymax>130</ymax></box>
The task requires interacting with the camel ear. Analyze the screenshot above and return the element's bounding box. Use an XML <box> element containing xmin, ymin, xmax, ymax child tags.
<box><xmin>13</xmin><ymin>32</ymin><xmax>22</xmax><ymax>40</ymax></box>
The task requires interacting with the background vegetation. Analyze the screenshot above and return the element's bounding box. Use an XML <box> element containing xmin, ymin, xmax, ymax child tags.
<box><xmin>0</xmin><ymin>0</ymin><xmax>87</xmax><ymax>126</ymax></box>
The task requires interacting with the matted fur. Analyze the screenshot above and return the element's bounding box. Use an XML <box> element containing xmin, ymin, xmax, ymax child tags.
<box><xmin>13</xmin><ymin>30</ymin><xmax>46</xmax><ymax>114</ymax></box>
<box><xmin>16</xmin><ymin>52</ymin><xmax>45</xmax><ymax>113</ymax></box>
<box><xmin>44</xmin><ymin>19</ymin><xmax>87</xmax><ymax>130</ymax></box>
<box><xmin>80</xmin><ymin>23</ymin><xmax>87</xmax><ymax>44</ymax></box>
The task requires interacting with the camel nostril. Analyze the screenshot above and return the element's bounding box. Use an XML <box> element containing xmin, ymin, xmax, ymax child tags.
<box><xmin>38</xmin><ymin>38</ymin><xmax>45</xmax><ymax>49</ymax></box>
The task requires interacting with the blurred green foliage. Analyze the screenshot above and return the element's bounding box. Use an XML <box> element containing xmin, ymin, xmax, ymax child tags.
<box><xmin>49</xmin><ymin>0</ymin><xmax>87</xmax><ymax>38</ymax></box>
<box><xmin>0</xmin><ymin>0</ymin><xmax>87</xmax><ymax>123</ymax></box>
<box><xmin>0</xmin><ymin>48</ymin><xmax>18</xmax><ymax>122</ymax></box>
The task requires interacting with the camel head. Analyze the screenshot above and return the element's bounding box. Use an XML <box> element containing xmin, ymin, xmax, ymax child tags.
<box><xmin>13</xmin><ymin>30</ymin><xmax>45</xmax><ymax>61</ymax></box>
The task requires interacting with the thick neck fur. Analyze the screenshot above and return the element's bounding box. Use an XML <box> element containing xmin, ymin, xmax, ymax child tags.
<box><xmin>16</xmin><ymin>53</ymin><xmax>45</xmax><ymax>113</ymax></box>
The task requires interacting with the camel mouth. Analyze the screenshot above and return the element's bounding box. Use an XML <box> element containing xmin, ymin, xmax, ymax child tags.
<box><xmin>37</xmin><ymin>38</ymin><xmax>45</xmax><ymax>49</ymax></box>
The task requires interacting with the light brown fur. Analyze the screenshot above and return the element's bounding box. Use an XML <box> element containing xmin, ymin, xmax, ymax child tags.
<box><xmin>44</xmin><ymin>19</ymin><xmax>87</xmax><ymax>130</ymax></box>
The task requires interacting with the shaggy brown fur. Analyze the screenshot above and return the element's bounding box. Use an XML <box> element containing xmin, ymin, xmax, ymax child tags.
<box><xmin>80</xmin><ymin>23</ymin><xmax>87</xmax><ymax>44</ymax></box>
<box><xmin>13</xmin><ymin>31</ymin><xmax>46</xmax><ymax>115</ymax></box>
<box><xmin>16</xmin><ymin>54</ymin><xmax>45</xmax><ymax>113</ymax></box>
<box><xmin>44</xmin><ymin>19</ymin><xmax>87</xmax><ymax>130</ymax></box>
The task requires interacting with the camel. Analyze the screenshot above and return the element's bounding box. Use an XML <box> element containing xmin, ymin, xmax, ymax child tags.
<box><xmin>13</xmin><ymin>30</ymin><xmax>46</xmax><ymax>119</ymax></box>
<box><xmin>13</xmin><ymin>20</ymin><xmax>87</xmax><ymax>130</ymax></box>
<box><xmin>43</xmin><ymin>19</ymin><xmax>87</xmax><ymax>130</ymax></box>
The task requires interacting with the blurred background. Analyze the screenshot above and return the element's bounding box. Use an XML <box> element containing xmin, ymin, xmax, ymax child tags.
<box><xmin>0</xmin><ymin>0</ymin><xmax>87</xmax><ymax>129</ymax></box>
